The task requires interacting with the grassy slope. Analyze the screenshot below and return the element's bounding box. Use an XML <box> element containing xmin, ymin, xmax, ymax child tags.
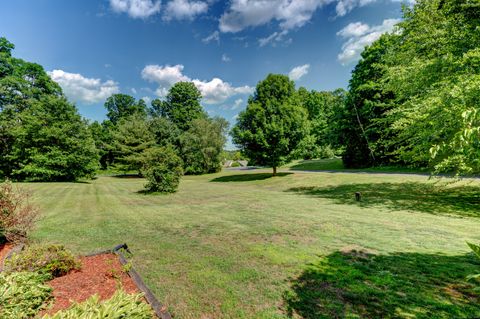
<box><xmin>23</xmin><ymin>170</ymin><xmax>480</xmax><ymax>318</ymax></box>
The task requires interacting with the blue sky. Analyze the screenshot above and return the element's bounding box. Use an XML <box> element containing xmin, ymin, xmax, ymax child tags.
<box><xmin>0</xmin><ymin>0</ymin><xmax>409</xmax><ymax>125</ymax></box>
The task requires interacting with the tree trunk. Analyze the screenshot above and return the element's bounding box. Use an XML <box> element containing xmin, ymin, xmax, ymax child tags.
<box><xmin>273</xmin><ymin>166</ymin><xmax>277</xmax><ymax>176</ymax></box>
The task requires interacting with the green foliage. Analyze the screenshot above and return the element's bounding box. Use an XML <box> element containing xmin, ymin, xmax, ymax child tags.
<box><xmin>0</xmin><ymin>37</ymin><xmax>98</xmax><ymax>181</ymax></box>
<box><xmin>42</xmin><ymin>290</ymin><xmax>154</xmax><ymax>319</ymax></box>
<box><xmin>141</xmin><ymin>146</ymin><xmax>183</xmax><ymax>193</ymax></box>
<box><xmin>0</xmin><ymin>181</ymin><xmax>39</xmax><ymax>243</ymax></box>
<box><xmin>149</xmin><ymin>116</ymin><xmax>181</xmax><ymax>147</ymax></box>
<box><xmin>104</xmin><ymin>94</ymin><xmax>147</xmax><ymax>125</ymax></box>
<box><xmin>232</xmin><ymin>74</ymin><xmax>308</xmax><ymax>175</ymax></box>
<box><xmin>0</xmin><ymin>271</ymin><xmax>52</xmax><ymax>319</ymax></box>
<box><xmin>112</xmin><ymin>114</ymin><xmax>156</xmax><ymax>174</ymax></box>
<box><xmin>4</xmin><ymin>244</ymin><xmax>80</xmax><ymax>278</ymax></box>
<box><xmin>295</xmin><ymin>88</ymin><xmax>345</xmax><ymax>160</ymax></box>
<box><xmin>180</xmin><ymin>117</ymin><xmax>228</xmax><ymax>175</ymax></box>
<box><xmin>151</xmin><ymin>82</ymin><xmax>206</xmax><ymax>131</ymax></box>
<box><xmin>467</xmin><ymin>242</ymin><xmax>480</xmax><ymax>283</ymax></box>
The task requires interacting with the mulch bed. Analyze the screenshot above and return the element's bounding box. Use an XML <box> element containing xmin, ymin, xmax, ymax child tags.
<box><xmin>42</xmin><ymin>253</ymin><xmax>139</xmax><ymax>315</ymax></box>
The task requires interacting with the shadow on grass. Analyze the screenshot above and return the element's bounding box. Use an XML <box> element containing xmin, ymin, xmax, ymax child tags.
<box><xmin>111</xmin><ymin>174</ymin><xmax>142</xmax><ymax>179</ymax></box>
<box><xmin>286</xmin><ymin>182</ymin><xmax>480</xmax><ymax>218</ymax></box>
<box><xmin>284</xmin><ymin>250</ymin><xmax>480</xmax><ymax>319</ymax></box>
<box><xmin>211</xmin><ymin>172</ymin><xmax>293</xmax><ymax>182</ymax></box>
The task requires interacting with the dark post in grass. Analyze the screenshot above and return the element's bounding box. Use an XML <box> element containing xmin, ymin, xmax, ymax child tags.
<box><xmin>355</xmin><ymin>192</ymin><xmax>362</xmax><ymax>201</ymax></box>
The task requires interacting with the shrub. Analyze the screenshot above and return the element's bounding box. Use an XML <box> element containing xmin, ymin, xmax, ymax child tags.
<box><xmin>43</xmin><ymin>289</ymin><xmax>154</xmax><ymax>318</ymax></box>
<box><xmin>141</xmin><ymin>146</ymin><xmax>183</xmax><ymax>193</ymax></box>
<box><xmin>4</xmin><ymin>244</ymin><xmax>80</xmax><ymax>278</ymax></box>
<box><xmin>0</xmin><ymin>181</ymin><xmax>39</xmax><ymax>243</ymax></box>
<box><xmin>0</xmin><ymin>271</ymin><xmax>52</xmax><ymax>319</ymax></box>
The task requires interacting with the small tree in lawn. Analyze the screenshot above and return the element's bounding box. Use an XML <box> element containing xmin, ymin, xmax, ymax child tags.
<box><xmin>231</xmin><ymin>74</ymin><xmax>308</xmax><ymax>176</ymax></box>
<box><xmin>141</xmin><ymin>146</ymin><xmax>183</xmax><ymax>193</ymax></box>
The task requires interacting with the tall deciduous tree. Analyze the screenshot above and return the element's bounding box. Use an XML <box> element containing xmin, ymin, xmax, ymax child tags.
<box><xmin>104</xmin><ymin>94</ymin><xmax>147</xmax><ymax>125</ymax></box>
<box><xmin>150</xmin><ymin>82</ymin><xmax>206</xmax><ymax>131</ymax></box>
<box><xmin>0</xmin><ymin>37</ymin><xmax>98</xmax><ymax>181</ymax></box>
<box><xmin>231</xmin><ymin>74</ymin><xmax>308</xmax><ymax>175</ymax></box>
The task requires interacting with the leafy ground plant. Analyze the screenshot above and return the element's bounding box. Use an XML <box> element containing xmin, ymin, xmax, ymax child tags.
<box><xmin>4</xmin><ymin>244</ymin><xmax>80</xmax><ymax>278</ymax></box>
<box><xmin>0</xmin><ymin>271</ymin><xmax>52</xmax><ymax>319</ymax></box>
<box><xmin>0</xmin><ymin>181</ymin><xmax>39</xmax><ymax>243</ymax></box>
<box><xmin>42</xmin><ymin>289</ymin><xmax>154</xmax><ymax>319</ymax></box>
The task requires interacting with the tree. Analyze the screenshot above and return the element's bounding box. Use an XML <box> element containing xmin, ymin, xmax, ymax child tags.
<box><xmin>231</xmin><ymin>74</ymin><xmax>308</xmax><ymax>175</ymax></box>
<box><xmin>104</xmin><ymin>94</ymin><xmax>147</xmax><ymax>125</ymax></box>
<box><xmin>141</xmin><ymin>146</ymin><xmax>183</xmax><ymax>193</ymax></box>
<box><xmin>150</xmin><ymin>82</ymin><xmax>206</xmax><ymax>131</ymax></box>
<box><xmin>339</xmin><ymin>34</ymin><xmax>398</xmax><ymax>168</ymax></box>
<box><xmin>111</xmin><ymin>114</ymin><xmax>155</xmax><ymax>174</ymax></box>
<box><xmin>7</xmin><ymin>96</ymin><xmax>99</xmax><ymax>181</ymax></box>
<box><xmin>384</xmin><ymin>0</ymin><xmax>480</xmax><ymax>174</ymax></box>
<box><xmin>295</xmin><ymin>88</ymin><xmax>346</xmax><ymax>159</ymax></box>
<box><xmin>180</xmin><ymin>117</ymin><xmax>228</xmax><ymax>174</ymax></box>
<box><xmin>149</xmin><ymin>116</ymin><xmax>181</xmax><ymax>148</ymax></box>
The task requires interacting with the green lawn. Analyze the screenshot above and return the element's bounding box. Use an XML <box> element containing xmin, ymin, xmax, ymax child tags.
<box><xmin>22</xmin><ymin>169</ymin><xmax>480</xmax><ymax>318</ymax></box>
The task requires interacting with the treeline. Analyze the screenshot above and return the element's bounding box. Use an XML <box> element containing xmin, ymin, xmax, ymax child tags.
<box><xmin>2</xmin><ymin>0</ymin><xmax>477</xmax><ymax>182</ymax></box>
<box><xmin>232</xmin><ymin>0</ymin><xmax>480</xmax><ymax>176</ymax></box>
<box><xmin>337</xmin><ymin>0</ymin><xmax>480</xmax><ymax>174</ymax></box>
<box><xmin>0</xmin><ymin>37</ymin><xmax>227</xmax><ymax>187</ymax></box>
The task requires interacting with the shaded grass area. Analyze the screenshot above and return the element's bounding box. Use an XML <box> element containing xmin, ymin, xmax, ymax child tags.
<box><xmin>284</xmin><ymin>250</ymin><xmax>480</xmax><ymax>319</ymax></box>
<box><xmin>211</xmin><ymin>172</ymin><xmax>292</xmax><ymax>182</ymax></box>
<box><xmin>287</xmin><ymin>182</ymin><xmax>480</xmax><ymax>218</ymax></box>
<box><xmin>287</xmin><ymin>158</ymin><xmax>429</xmax><ymax>174</ymax></box>
<box><xmin>22</xmin><ymin>170</ymin><xmax>480</xmax><ymax>318</ymax></box>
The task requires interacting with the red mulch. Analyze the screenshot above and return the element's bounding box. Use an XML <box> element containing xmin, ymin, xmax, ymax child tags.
<box><xmin>0</xmin><ymin>242</ymin><xmax>13</xmax><ymax>265</ymax></box>
<box><xmin>43</xmin><ymin>253</ymin><xmax>139</xmax><ymax>315</ymax></box>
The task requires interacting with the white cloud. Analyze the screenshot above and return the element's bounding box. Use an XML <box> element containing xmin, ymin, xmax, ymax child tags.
<box><xmin>232</xmin><ymin>98</ymin><xmax>243</xmax><ymax>110</ymax></box>
<box><xmin>48</xmin><ymin>70</ymin><xmax>119</xmax><ymax>104</ymax></box>
<box><xmin>202</xmin><ymin>31</ymin><xmax>220</xmax><ymax>44</ymax></box>
<box><xmin>141</xmin><ymin>96</ymin><xmax>152</xmax><ymax>105</ymax></box>
<box><xmin>288</xmin><ymin>64</ymin><xmax>310</xmax><ymax>81</ymax></box>
<box><xmin>335</xmin><ymin>0</ymin><xmax>376</xmax><ymax>16</ymax></box>
<box><xmin>109</xmin><ymin>0</ymin><xmax>161</xmax><ymax>18</ymax></box>
<box><xmin>337</xmin><ymin>18</ymin><xmax>400</xmax><ymax>65</ymax></box>
<box><xmin>141</xmin><ymin>64</ymin><xmax>253</xmax><ymax>104</ymax></box>
<box><xmin>219</xmin><ymin>0</ymin><xmax>335</xmax><ymax>33</ymax></box>
<box><xmin>258</xmin><ymin>30</ymin><xmax>292</xmax><ymax>47</ymax></box>
<box><xmin>163</xmin><ymin>0</ymin><xmax>208</xmax><ymax>21</ymax></box>
<box><xmin>222</xmin><ymin>53</ymin><xmax>231</xmax><ymax>62</ymax></box>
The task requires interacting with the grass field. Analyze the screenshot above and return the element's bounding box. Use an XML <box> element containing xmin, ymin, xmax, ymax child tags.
<box><xmin>22</xmin><ymin>168</ymin><xmax>480</xmax><ymax>318</ymax></box>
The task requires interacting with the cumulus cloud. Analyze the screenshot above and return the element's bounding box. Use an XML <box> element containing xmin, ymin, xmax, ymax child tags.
<box><xmin>337</xmin><ymin>18</ymin><xmax>400</xmax><ymax>65</ymax></box>
<box><xmin>258</xmin><ymin>30</ymin><xmax>292</xmax><ymax>47</ymax></box>
<box><xmin>48</xmin><ymin>70</ymin><xmax>119</xmax><ymax>104</ymax></box>
<box><xmin>109</xmin><ymin>0</ymin><xmax>161</xmax><ymax>18</ymax></box>
<box><xmin>141</xmin><ymin>64</ymin><xmax>253</xmax><ymax>104</ymax></box>
<box><xmin>202</xmin><ymin>31</ymin><xmax>220</xmax><ymax>44</ymax></box>
<box><xmin>163</xmin><ymin>0</ymin><xmax>208</xmax><ymax>21</ymax></box>
<box><xmin>219</xmin><ymin>0</ymin><xmax>334</xmax><ymax>33</ymax></box>
<box><xmin>288</xmin><ymin>64</ymin><xmax>310</xmax><ymax>81</ymax></box>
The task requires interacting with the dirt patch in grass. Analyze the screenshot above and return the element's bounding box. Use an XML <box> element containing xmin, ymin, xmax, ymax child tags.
<box><xmin>0</xmin><ymin>242</ymin><xmax>13</xmax><ymax>266</ymax></box>
<box><xmin>43</xmin><ymin>253</ymin><xmax>138</xmax><ymax>315</ymax></box>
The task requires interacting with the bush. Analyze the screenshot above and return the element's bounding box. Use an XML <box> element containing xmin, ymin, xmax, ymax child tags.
<box><xmin>43</xmin><ymin>289</ymin><xmax>154</xmax><ymax>318</ymax></box>
<box><xmin>141</xmin><ymin>146</ymin><xmax>183</xmax><ymax>193</ymax></box>
<box><xmin>0</xmin><ymin>271</ymin><xmax>52</xmax><ymax>319</ymax></box>
<box><xmin>0</xmin><ymin>181</ymin><xmax>39</xmax><ymax>243</ymax></box>
<box><xmin>4</xmin><ymin>244</ymin><xmax>80</xmax><ymax>278</ymax></box>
